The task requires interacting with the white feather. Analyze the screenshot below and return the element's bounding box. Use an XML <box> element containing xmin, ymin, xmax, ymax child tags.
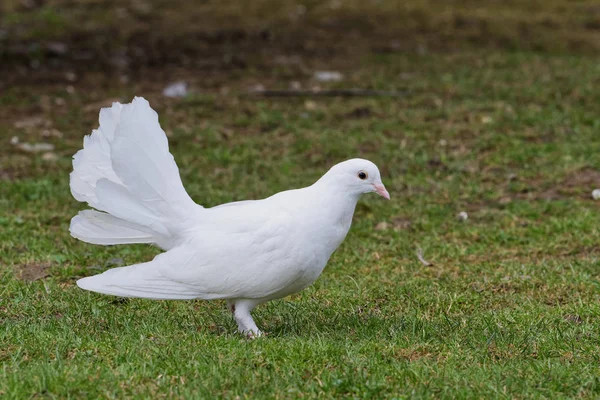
<box><xmin>70</xmin><ymin>210</ymin><xmax>154</xmax><ymax>245</ymax></box>
<box><xmin>77</xmin><ymin>254</ymin><xmax>202</xmax><ymax>300</ymax></box>
<box><xmin>70</xmin><ymin>97</ymin><xmax>200</xmax><ymax>249</ymax></box>
<box><xmin>71</xmin><ymin>97</ymin><xmax>389</xmax><ymax>336</ymax></box>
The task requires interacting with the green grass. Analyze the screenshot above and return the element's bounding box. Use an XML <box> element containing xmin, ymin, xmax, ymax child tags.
<box><xmin>2</xmin><ymin>1</ymin><xmax>600</xmax><ymax>398</ymax></box>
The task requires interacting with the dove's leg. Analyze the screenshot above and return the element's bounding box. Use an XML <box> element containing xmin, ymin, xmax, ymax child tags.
<box><xmin>227</xmin><ymin>299</ymin><xmax>262</xmax><ymax>338</ymax></box>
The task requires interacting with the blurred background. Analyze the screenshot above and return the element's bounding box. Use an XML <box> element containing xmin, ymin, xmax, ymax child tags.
<box><xmin>2</xmin><ymin>2</ymin><xmax>600</xmax><ymax>397</ymax></box>
<box><xmin>2</xmin><ymin>0</ymin><xmax>600</xmax><ymax>86</ymax></box>
<box><xmin>1</xmin><ymin>0</ymin><xmax>599</xmax><ymax>182</ymax></box>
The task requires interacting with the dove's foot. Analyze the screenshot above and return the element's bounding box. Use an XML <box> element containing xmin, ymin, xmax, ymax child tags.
<box><xmin>241</xmin><ymin>328</ymin><xmax>263</xmax><ymax>339</ymax></box>
<box><xmin>228</xmin><ymin>299</ymin><xmax>263</xmax><ymax>338</ymax></box>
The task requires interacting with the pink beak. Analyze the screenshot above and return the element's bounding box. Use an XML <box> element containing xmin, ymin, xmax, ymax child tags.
<box><xmin>373</xmin><ymin>183</ymin><xmax>390</xmax><ymax>200</ymax></box>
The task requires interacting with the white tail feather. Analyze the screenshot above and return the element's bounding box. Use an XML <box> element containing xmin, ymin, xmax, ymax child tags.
<box><xmin>70</xmin><ymin>97</ymin><xmax>201</xmax><ymax>249</ymax></box>
<box><xmin>76</xmin><ymin>256</ymin><xmax>202</xmax><ymax>300</ymax></box>
<box><xmin>70</xmin><ymin>210</ymin><xmax>154</xmax><ymax>245</ymax></box>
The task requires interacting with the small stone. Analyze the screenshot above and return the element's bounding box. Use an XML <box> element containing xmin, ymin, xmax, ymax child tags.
<box><xmin>41</xmin><ymin>129</ymin><xmax>63</xmax><ymax>138</ymax></box>
<box><xmin>304</xmin><ymin>100</ymin><xmax>317</xmax><ymax>111</ymax></box>
<box><xmin>162</xmin><ymin>81</ymin><xmax>188</xmax><ymax>98</ymax></box>
<box><xmin>65</xmin><ymin>71</ymin><xmax>77</xmax><ymax>82</ymax></box>
<box><xmin>17</xmin><ymin>142</ymin><xmax>55</xmax><ymax>153</ymax></box>
<box><xmin>313</xmin><ymin>71</ymin><xmax>343</xmax><ymax>82</ymax></box>
<box><xmin>457</xmin><ymin>211</ymin><xmax>468</xmax><ymax>221</ymax></box>
<box><xmin>592</xmin><ymin>189</ymin><xmax>600</xmax><ymax>200</ymax></box>
<box><xmin>249</xmin><ymin>83</ymin><xmax>265</xmax><ymax>93</ymax></box>
<box><xmin>375</xmin><ymin>221</ymin><xmax>389</xmax><ymax>231</ymax></box>
<box><xmin>42</xmin><ymin>152</ymin><xmax>58</xmax><ymax>161</ymax></box>
<box><xmin>481</xmin><ymin>116</ymin><xmax>493</xmax><ymax>124</ymax></box>
<box><xmin>46</xmin><ymin>41</ymin><xmax>68</xmax><ymax>55</ymax></box>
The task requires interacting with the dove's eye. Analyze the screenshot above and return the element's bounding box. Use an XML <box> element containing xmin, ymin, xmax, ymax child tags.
<box><xmin>358</xmin><ymin>171</ymin><xmax>368</xmax><ymax>180</ymax></box>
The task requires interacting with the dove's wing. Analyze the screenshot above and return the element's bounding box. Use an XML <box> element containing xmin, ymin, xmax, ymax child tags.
<box><xmin>70</xmin><ymin>97</ymin><xmax>200</xmax><ymax>249</ymax></box>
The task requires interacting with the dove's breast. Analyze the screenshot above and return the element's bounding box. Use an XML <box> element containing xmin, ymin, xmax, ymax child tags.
<box><xmin>258</xmin><ymin>192</ymin><xmax>358</xmax><ymax>299</ymax></box>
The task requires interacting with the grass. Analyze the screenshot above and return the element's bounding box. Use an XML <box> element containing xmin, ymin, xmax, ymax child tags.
<box><xmin>2</xmin><ymin>1</ymin><xmax>600</xmax><ymax>398</ymax></box>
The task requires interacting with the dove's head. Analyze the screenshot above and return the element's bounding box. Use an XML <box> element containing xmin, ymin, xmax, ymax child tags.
<box><xmin>320</xmin><ymin>158</ymin><xmax>390</xmax><ymax>200</ymax></box>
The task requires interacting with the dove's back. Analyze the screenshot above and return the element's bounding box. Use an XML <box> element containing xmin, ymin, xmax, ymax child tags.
<box><xmin>69</xmin><ymin>97</ymin><xmax>201</xmax><ymax>250</ymax></box>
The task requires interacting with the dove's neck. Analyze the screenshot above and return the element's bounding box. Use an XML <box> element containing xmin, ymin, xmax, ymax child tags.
<box><xmin>310</xmin><ymin>175</ymin><xmax>362</xmax><ymax>228</ymax></box>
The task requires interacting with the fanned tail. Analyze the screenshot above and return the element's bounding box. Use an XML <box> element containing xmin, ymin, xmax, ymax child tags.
<box><xmin>69</xmin><ymin>97</ymin><xmax>201</xmax><ymax>250</ymax></box>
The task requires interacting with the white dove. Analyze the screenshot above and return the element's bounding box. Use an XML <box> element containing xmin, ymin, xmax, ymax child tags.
<box><xmin>71</xmin><ymin>97</ymin><xmax>390</xmax><ymax>337</ymax></box>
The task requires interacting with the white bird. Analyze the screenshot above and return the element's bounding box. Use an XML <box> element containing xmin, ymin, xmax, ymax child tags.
<box><xmin>71</xmin><ymin>97</ymin><xmax>390</xmax><ymax>337</ymax></box>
